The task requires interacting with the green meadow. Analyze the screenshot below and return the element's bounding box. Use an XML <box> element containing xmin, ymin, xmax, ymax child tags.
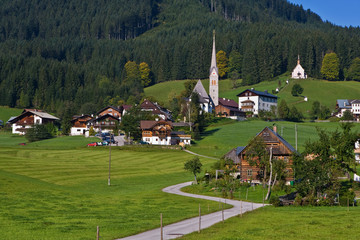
<box><xmin>0</xmin><ymin>134</ymin><xmax>221</xmax><ymax>240</ymax></box>
<box><xmin>0</xmin><ymin>106</ymin><xmax>22</xmax><ymax>123</ymax></box>
<box><xmin>180</xmin><ymin>206</ymin><xmax>360</xmax><ymax>240</ymax></box>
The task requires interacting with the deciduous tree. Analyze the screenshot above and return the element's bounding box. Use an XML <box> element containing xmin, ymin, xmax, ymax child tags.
<box><xmin>321</xmin><ymin>52</ymin><xmax>340</xmax><ymax>80</ymax></box>
<box><xmin>184</xmin><ymin>156</ymin><xmax>202</xmax><ymax>184</ymax></box>
<box><xmin>216</xmin><ymin>50</ymin><xmax>229</xmax><ymax>78</ymax></box>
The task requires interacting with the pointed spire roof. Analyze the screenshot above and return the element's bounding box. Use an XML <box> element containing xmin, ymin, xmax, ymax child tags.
<box><xmin>210</xmin><ymin>30</ymin><xmax>218</xmax><ymax>75</ymax></box>
<box><xmin>192</xmin><ymin>80</ymin><xmax>210</xmax><ymax>103</ymax></box>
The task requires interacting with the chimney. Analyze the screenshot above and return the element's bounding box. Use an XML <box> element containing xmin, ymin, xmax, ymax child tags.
<box><xmin>273</xmin><ymin>125</ymin><xmax>277</xmax><ymax>133</ymax></box>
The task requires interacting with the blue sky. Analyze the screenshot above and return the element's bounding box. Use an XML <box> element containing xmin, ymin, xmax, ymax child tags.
<box><xmin>287</xmin><ymin>0</ymin><xmax>360</xmax><ymax>27</ymax></box>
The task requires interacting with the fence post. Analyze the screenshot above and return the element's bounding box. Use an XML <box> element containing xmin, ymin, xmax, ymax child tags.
<box><xmin>199</xmin><ymin>204</ymin><xmax>201</xmax><ymax>233</ymax></box>
<box><xmin>160</xmin><ymin>213</ymin><xmax>163</xmax><ymax>240</ymax></box>
<box><xmin>96</xmin><ymin>226</ymin><xmax>99</xmax><ymax>240</ymax></box>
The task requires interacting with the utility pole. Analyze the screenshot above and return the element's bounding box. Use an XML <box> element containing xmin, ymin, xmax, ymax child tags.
<box><xmin>188</xmin><ymin>100</ymin><xmax>192</xmax><ymax>132</ymax></box>
<box><xmin>295</xmin><ymin>124</ymin><xmax>298</xmax><ymax>151</ymax></box>
<box><xmin>108</xmin><ymin>134</ymin><xmax>111</xmax><ymax>186</ymax></box>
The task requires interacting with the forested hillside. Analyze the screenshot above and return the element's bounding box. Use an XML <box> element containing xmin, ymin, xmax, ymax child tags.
<box><xmin>1</xmin><ymin>0</ymin><xmax>360</xmax><ymax>118</ymax></box>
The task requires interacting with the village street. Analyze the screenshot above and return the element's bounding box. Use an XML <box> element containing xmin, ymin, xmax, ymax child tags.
<box><xmin>118</xmin><ymin>181</ymin><xmax>266</xmax><ymax>240</ymax></box>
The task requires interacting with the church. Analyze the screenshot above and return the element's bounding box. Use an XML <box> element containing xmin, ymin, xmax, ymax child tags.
<box><xmin>291</xmin><ymin>55</ymin><xmax>307</xmax><ymax>79</ymax></box>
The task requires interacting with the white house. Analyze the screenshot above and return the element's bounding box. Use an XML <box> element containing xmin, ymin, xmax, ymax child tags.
<box><xmin>237</xmin><ymin>89</ymin><xmax>277</xmax><ymax>115</ymax></box>
<box><xmin>70</xmin><ymin>115</ymin><xmax>93</xmax><ymax>136</ymax></box>
<box><xmin>9</xmin><ymin>109</ymin><xmax>59</xmax><ymax>135</ymax></box>
<box><xmin>355</xmin><ymin>140</ymin><xmax>360</xmax><ymax>163</ymax></box>
<box><xmin>140</xmin><ymin>120</ymin><xmax>191</xmax><ymax>146</ymax></box>
<box><xmin>335</xmin><ymin>99</ymin><xmax>360</xmax><ymax>121</ymax></box>
<box><xmin>291</xmin><ymin>55</ymin><xmax>307</xmax><ymax>79</ymax></box>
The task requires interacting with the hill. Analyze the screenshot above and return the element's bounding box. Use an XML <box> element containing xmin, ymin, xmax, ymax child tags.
<box><xmin>0</xmin><ymin>106</ymin><xmax>22</xmax><ymax>123</ymax></box>
<box><xmin>145</xmin><ymin>77</ymin><xmax>360</xmax><ymax>115</ymax></box>
<box><xmin>1</xmin><ymin>0</ymin><xmax>360</xmax><ymax>116</ymax></box>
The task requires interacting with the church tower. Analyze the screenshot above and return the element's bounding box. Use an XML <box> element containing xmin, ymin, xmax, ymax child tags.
<box><xmin>209</xmin><ymin>30</ymin><xmax>219</xmax><ymax>106</ymax></box>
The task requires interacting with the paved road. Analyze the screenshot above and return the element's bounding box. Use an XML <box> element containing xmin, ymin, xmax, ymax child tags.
<box><xmin>118</xmin><ymin>182</ymin><xmax>266</xmax><ymax>240</ymax></box>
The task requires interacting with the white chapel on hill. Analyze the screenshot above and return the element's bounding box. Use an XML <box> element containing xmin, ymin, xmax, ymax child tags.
<box><xmin>291</xmin><ymin>55</ymin><xmax>307</xmax><ymax>79</ymax></box>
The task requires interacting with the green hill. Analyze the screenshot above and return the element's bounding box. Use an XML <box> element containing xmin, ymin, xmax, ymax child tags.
<box><xmin>145</xmin><ymin>77</ymin><xmax>360</xmax><ymax>115</ymax></box>
<box><xmin>0</xmin><ymin>106</ymin><xmax>22</xmax><ymax>123</ymax></box>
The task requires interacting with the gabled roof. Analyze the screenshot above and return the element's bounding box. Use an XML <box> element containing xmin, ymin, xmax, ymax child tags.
<box><xmin>337</xmin><ymin>99</ymin><xmax>351</xmax><ymax>109</ymax></box>
<box><xmin>257</xmin><ymin>127</ymin><xmax>296</xmax><ymax>153</ymax></box>
<box><xmin>192</xmin><ymin>80</ymin><xmax>209</xmax><ymax>102</ymax></box>
<box><xmin>219</xmin><ymin>98</ymin><xmax>238</xmax><ymax>108</ymax></box>
<box><xmin>71</xmin><ymin>114</ymin><xmax>92</xmax><ymax>123</ymax></box>
<box><xmin>96</xmin><ymin>106</ymin><xmax>121</xmax><ymax>115</ymax></box>
<box><xmin>140</xmin><ymin>99</ymin><xmax>172</xmax><ymax>120</ymax></box>
<box><xmin>9</xmin><ymin>109</ymin><xmax>59</xmax><ymax>123</ymax></box>
<box><xmin>236</xmin><ymin>146</ymin><xmax>246</xmax><ymax>155</ymax></box>
<box><xmin>140</xmin><ymin>120</ymin><xmax>173</xmax><ymax>130</ymax></box>
<box><xmin>351</xmin><ymin>100</ymin><xmax>360</xmax><ymax>104</ymax></box>
<box><xmin>237</xmin><ymin>89</ymin><xmax>277</xmax><ymax>98</ymax></box>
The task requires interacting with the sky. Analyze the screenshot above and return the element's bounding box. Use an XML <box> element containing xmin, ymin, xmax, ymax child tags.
<box><xmin>287</xmin><ymin>0</ymin><xmax>360</xmax><ymax>27</ymax></box>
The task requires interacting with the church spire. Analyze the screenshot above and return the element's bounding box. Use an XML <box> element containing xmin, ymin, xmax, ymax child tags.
<box><xmin>210</xmin><ymin>30</ymin><xmax>218</xmax><ymax>75</ymax></box>
<box><xmin>209</xmin><ymin>29</ymin><xmax>219</xmax><ymax>107</ymax></box>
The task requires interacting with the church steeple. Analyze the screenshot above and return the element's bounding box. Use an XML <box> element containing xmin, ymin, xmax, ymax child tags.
<box><xmin>297</xmin><ymin>55</ymin><xmax>300</xmax><ymax>65</ymax></box>
<box><xmin>209</xmin><ymin>30</ymin><xmax>219</xmax><ymax>106</ymax></box>
<box><xmin>210</xmin><ymin>30</ymin><xmax>218</xmax><ymax>75</ymax></box>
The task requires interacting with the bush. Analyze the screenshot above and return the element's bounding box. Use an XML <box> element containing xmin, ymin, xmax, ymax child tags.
<box><xmin>294</xmin><ymin>194</ymin><xmax>303</xmax><ymax>206</ymax></box>
<box><xmin>25</xmin><ymin>124</ymin><xmax>55</xmax><ymax>142</ymax></box>
<box><xmin>270</xmin><ymin>195</ymin><xmax>281</xmax><ymax>207</ymax></box>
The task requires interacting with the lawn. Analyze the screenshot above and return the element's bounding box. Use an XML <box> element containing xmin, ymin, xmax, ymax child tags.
<box><xmin>0</xmin><ymin>105</ymin><xmax>22</xmax><ymax>123</ymax></box>
<box><xmin>0</xmin><ymin>134</ymin><xmax>221</xmax><ymax>240</ymax></box>
<box><xmin>188</xmin><ymin>120</ymin><xmax>360</xmax><ymax>158</ymax></box>
<box><xmin>180</xmin><ymin>206</ymin><xmax>360</xmax><ymax>240</ymax></box>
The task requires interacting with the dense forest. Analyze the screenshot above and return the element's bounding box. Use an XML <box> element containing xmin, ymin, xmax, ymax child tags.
<box><xmin>1</xmin><ymin>0</ymin><xmax>360</xmax><ymax>118</ymax></box>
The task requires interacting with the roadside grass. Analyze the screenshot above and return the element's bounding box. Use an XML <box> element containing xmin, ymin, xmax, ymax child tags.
<box><xmin>180</xmin><ymin>206</ymin><xmax>360</xmax><ymax>240</ymax></box>
<box><xmin>0</xmin><ymin>105</ymin><xmax>22</xmax><ymax>123</ymax></box>
<box><xmin>182</xmin><ymin>183</ymin><xmax>285</xmax><ymax>204</ymax></box>
<box><xmin>188</xmin><ymin>120</ymin><xmax>360</xmax><ymax>158</ymax></box>
<box><xmin>0</xmin><ymin>142</ymin><xmax>223</xmax><ymax>239</ymax></box>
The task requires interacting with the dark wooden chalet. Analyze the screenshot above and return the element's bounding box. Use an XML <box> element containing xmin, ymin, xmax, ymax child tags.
<box><xmin>224</xmin><ymin>126</ymin><xmax>296</xmax><ymax>184</ymax></box>
<box><xmin>215</xmin><ymin>98</ymin><xmax>245</xmax><ymax>118</ymax></box>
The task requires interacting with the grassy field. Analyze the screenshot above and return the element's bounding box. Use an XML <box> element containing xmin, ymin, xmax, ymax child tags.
<box><xmin>0</xmin><ymin>134</ymin><xmax>221</xmax><ymax>240</ymax></box>
<box><xmin>188</xmin><ymin>120</ymin><xmax>360</xmax><ymax>158</ymax></box>
<box><xmin>0</xmin><ymin>106</ymin><xmax>22</xmax><ymax>123</ymax></box>
<box><xmin>180</xmin><ymin>206</ymin><xmax>360</xmax><ymax>240</ymax></box>
<box><xmin>144</xmin><ymin>77</ymin><xmax>360</xmax><ymax>116</ymax></box>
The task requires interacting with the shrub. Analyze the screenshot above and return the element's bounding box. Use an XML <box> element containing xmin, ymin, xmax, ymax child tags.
<box><xmin>270</xmin><ymin>195</ymin><xmax>281</xmax><ymax>207</ymax></box>
<box><xmin>25</xmin><ymin>124</ymin><xmax>55</xmax><ymax>142</ymax></box>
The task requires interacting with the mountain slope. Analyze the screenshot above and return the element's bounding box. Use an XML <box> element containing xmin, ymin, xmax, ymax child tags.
<box><xmin>1</xmin><ymin>0</ymin><xmax>360</xmax><ymax>116</ymax></box>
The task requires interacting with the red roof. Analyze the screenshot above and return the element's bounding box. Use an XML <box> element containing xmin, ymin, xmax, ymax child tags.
<box><xmin>219</xmin><ymin>98</ymin><xmax>238</xmax><ymax>108</ymax></box>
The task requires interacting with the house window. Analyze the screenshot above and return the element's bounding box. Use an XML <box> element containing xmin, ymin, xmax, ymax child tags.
<box><xmin>247</xmin><ymin>169</ymin><xmax>253</xmax><ymax>176</ymax></box>
<box><xmin>108</xmin><ymin>109</ymin><xmax>112</xmax><ymax>112</ymax></box>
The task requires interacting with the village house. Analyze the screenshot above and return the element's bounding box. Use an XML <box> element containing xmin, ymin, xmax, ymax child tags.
<box><xmin>335</xmin><ymin>99</ymin><xmax>360</xmax><ymax>121</ymax></box>
<box><xmin>9</xmin><ymin>109</ymin><xmax>59</xmax><ymax>135</ymax></box>
<box><xmin>140</xmin><ymin>120</ymin><xmax>191</xmax><ymax>146</ymax></box>
<box><xmin>224</xmin><ymin>126</ymin><xmax>295</xmax><ymax>184</ymax></box>
<box><xmin>87</xmin><ymin>114</ymin><xmax>120</xmax><ymax>133</ymax></box>
<box><xmin>140</xmin><ymin>99</ymin><xmax>172</xmax><ymax>121</ymax></box>
<box><xmin>215</xmin><ymin>98</ymin><xmax>246</xmax><ymax>120</ymax></box>
<box><xmin>97</xmin><ymin>106</ymin><xmax>122</xmax><ymax>119</ymax></box>
<box><xmin>237</xmin><ymin>89</ymin><xmax>277</xmax><ymax>115</ymax></box>
<box><xmin>70</xmin><ymin>114</ymin><xmax>93</xmax><ymax>136</ymax></box>
<box><xmin>355</xmin><ymin>140</ymin><xmax>360</xmax><ymax>163</ymax></box>
<box><xmin>291</xmin><ymin>55</ymin><xmax>307</xmax><ymax>79</ymax></box>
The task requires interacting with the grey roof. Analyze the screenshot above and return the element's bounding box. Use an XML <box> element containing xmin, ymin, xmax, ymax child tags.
<box><xmin>236</xmin><ymin>146</ymin><xmax>246</xmax><ymax>155</ymax></box>
<box><xmin>192</xmin><ymin>80</ymin><xmax>209</xmax><ymax>99</ymax></box>
<box><xmin>337</xmin><ymin>99</ymin><xmax>351</xmax><ymax>109</ymax></box>
<box><xmin>237</xmin><ymin>89</ymin><xmax>277</xmax><ymax>98</ymax></box>
<box><xmin>351</xmin><ymin>100</ymin><xmax>360</xmax><ymax>104</ymax></box>
<box><xmin>7</xmin><ymin>116</ymin><xmax>17</xmax><ymax>124</ymax></box>
<box><xmin>30</xmin><ymin>111</ymin><xmax>59</xmax><ymax>120</ymax></box>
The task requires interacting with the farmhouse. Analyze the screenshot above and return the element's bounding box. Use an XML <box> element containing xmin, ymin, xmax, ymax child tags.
<box><xmin>70</xmin><ymin>114</ymin><xmax>93</xmax><ymax>136</ymax></box>
<box><xmin>224</xmin><ymin>126</ymin><xmax>295</xmax><ymax>184</ymax></box>
<box><xmin>9</xmin><ymin>109</ymin><xmax>59</xmax><ymax>135</ymax></box>
<box><xmin>87</xmin><ymin>114</ymin><xmax>120</xmax><ymax>133</ymax></box>
<box><xmin>97</xmin><ymin>106</ymin><xmax>122</xmax><ymax>119</ymax></box>
<box><xmin>335</xmin><ymin>99</ymin><xmax>360</xmax><ymax>120</ymax></box>
<box><xmin>140</xmin><ymin>99</ymin><xmax>172</xmax><ymax>121</ymax></box>
<box><xmin>140</xmin><ymin>120</ymin><xmax>191</xmax><ymax>145</ymax></box>
<box><xmin>237</xmin><ymin>89</ymin><xmax>277</xmax><ymax>115</ymax></box>
<box><xmin>215</xmin><ymin>98</ymin><xmax>245</xmax><ymax>119</ymax></box>
<box><xmin>291</xmin><ymin>55</ymin><xmax>307</xmax><ymax>79</ymax></box>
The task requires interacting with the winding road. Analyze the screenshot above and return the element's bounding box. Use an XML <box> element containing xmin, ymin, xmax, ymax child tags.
<box><xmin>118</xmin><ymin>181</ymin><xmax>266</xmax><ymax>240</ymax></box>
